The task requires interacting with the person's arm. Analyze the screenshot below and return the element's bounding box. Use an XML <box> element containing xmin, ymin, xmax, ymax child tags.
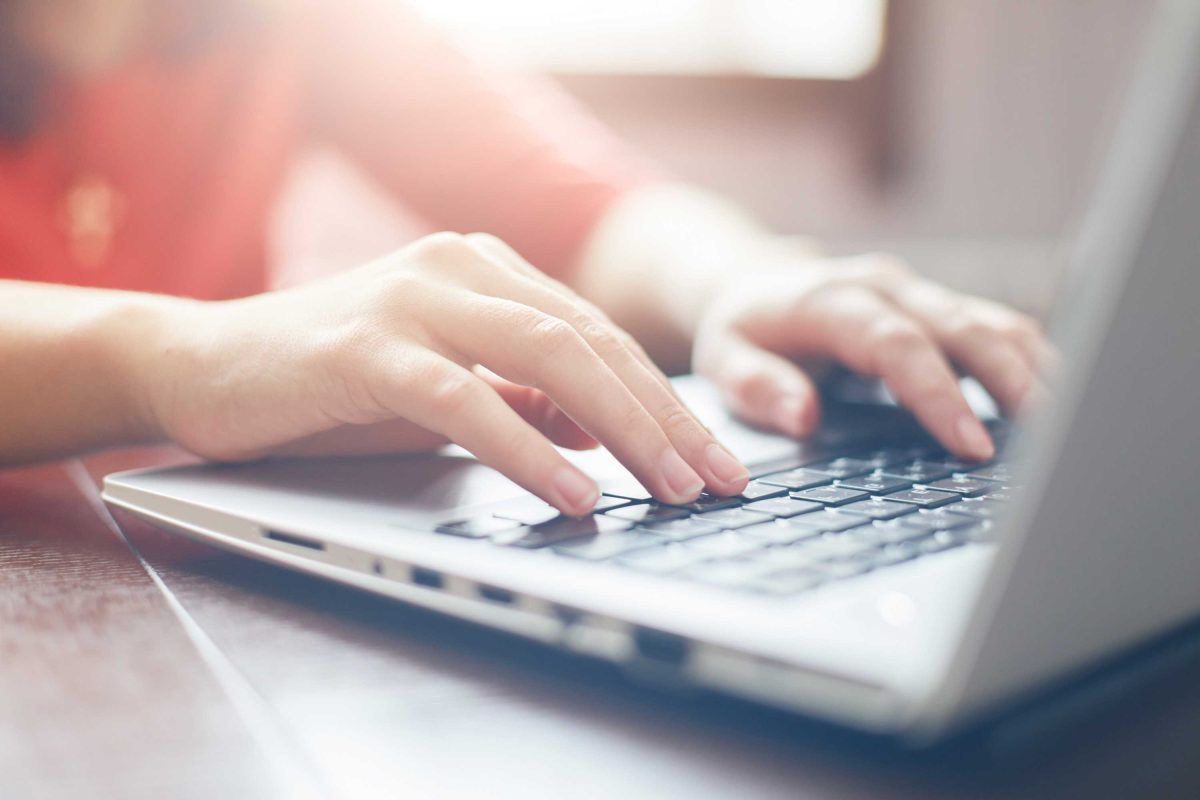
<box><xmin>0</xmin><ymin>236</ymin><xmax>751</xmax><ymax>514</ymax></box>
<box><xmin>296</xmin><ymin>2</ymin><xmax>1050</xmax><ymax>460</ymax></box>
<box><xmin>569</xmin><ymin>183</ymin><xmax>1054</xmax><ymax>461</ymax></box>
<box><xmin>0</xmin><ymin>281</ymin><xmax>178</xmax><ymax>464</ymax></box>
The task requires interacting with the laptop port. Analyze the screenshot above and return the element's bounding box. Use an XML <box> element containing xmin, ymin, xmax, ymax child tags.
<box><xmin>477</xmin><ymin>584</ymin><xmax>515</xmax><ymax>605</ymax></box>
<box><xmin>410</xmin><ymin>566</ymin><xmax>444</xmax><ymax>589</ymax></box>
<box><xmin>633</xmin><ymin>627</ymin><xmax>688</xmax><ymax>667</ymax></box>
<box><xmin>263</xmin><ymin>529</ymin><xmax>325</xmax><ymax>552</ymax></box>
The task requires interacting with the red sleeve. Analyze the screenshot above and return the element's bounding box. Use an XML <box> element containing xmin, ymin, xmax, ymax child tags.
<box><xmin>299</xmin><ymin>0</ymin><xmax>660</xmax><ymax>278</ymax></box>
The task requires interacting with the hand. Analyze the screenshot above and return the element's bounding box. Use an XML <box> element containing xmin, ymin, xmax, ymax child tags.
<box><xmin>143</xmin><ymin>232</ymin><xmax>749</xmax><ymax>516</ymax></box>
<box><xmin>692</xmin><ymin>253</ymin><xmax>1054</xmax><ymax>460</ymax></box>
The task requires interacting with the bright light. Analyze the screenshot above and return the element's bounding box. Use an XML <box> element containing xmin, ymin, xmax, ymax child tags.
<box><xmin>407</xmin><ymin>0</ymin><xmax>887</xmax><ymax>79</ymax></box>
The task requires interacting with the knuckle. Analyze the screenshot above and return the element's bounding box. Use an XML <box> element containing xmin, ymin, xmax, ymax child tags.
<box><xmin>944</xmin><ymin>313</ymin><xmax>991</xmax><ymax>342</ymax></box>
<box><xmin>578</xmin><ymin>318</ymin><xmax>624</xmax><ymax>357</ymax></box>
<box><xmin>411</xmin><ymin>231</ymin><xmax>469</xmax><ymax>261</ymax></box>
<box><xmin>428</xmin><ymin>371</ymin><xmax>479</xmax><ymax>414</ymax></box>
<box><xmin>1006</xmin><ymin>313</ymin><xmax>1044</xmax><ymax>340</ymax></box>
<box><xmin>464</xmin><ymin>231</ymin><xmax>505</xmax><ymax>251</ymax></box>
<box><xmin>866</xmin><ymin>252</ymin><xmax>914</xmax><ymax>278</ymax></box>
<box><xmin>526</xmin><ymin>313</ymin><xmax>582</xmax><ymax>352</ymax></box>
<box><xmin>866</xmin><ymin>317</ymin><xmax>926</xmax><ymax>351</ymax></box>
<box><xmin>659</xmin><ymin>404</ymin><xmax>699</xmax><ymax>438</ymax></box>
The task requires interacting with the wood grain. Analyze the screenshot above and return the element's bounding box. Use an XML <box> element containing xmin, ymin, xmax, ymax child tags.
<box><xmin>2</xmin><ymin>450</ymin><xmax>1198</xmax><ymax>799</ymax></box>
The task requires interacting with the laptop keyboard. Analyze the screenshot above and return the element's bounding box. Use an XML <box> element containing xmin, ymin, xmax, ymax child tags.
<box><xmin>430</xmin><ymin>424</ymin><xmax>1016</xmax><ymax>598</ymax></box>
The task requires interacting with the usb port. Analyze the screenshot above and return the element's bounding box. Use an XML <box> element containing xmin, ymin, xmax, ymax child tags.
<box><xmin>478</xmin><ymin>584</ymin><xmax>515</xmax><ymax>604</ymax></box>
<box><xmin>410</xmin><ymin>566</ymin><xmax>444</xmax><ymax>589</ymax></box>
<box><xmin>263</xmin><ymin>529</ymin><xmax>325</xmax><ymax>551</ymax></box>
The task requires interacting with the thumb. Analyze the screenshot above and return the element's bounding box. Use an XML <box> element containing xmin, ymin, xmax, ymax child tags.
<box><xmin>697</xmin><ymin>332</ymin><xmax>822</xmax><ymax>438</ymax></box>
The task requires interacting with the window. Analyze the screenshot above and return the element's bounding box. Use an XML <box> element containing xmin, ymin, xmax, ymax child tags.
<box><xmin>407</xmin><ymin>0</ymin><xmax>887</xmax><ymax>79</ymax></box>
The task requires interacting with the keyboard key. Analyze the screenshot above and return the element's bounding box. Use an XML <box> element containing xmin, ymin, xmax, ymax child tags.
<box><xmin>898</xmin><ymin>509</ymin><xmax>976</xmax><ymax>531</ymax></box>
<box><xmin>747</xmin><ymin>456</ymin><xmax>806</xmax><ymax>479</ymax></box>
<box><xmin>750</xmin><ymin>543</ymin><xmax>828</xmax><ymax>569</ymax></box>
<box><xmin>750</xmin><ymin>568</ymin><xmax>826</xmax><ymax>595</ymax></box>
<box><xmin>860</xmin><ymin>447</ymin><xmax>935</xmax><ymax>468</ymax></box>
<box><xmin>591</xmin><ymin>495</ymin><xmax>642</xmax><ymax>513</ymax></box>
<box><xmin>868</xmin><ymin>542</ymin><xmax>920</xmax><ymax>568</ymax></box>
<box><xmin>618</xmin><ymin>543</ymin><xmax>710</xmax><ymax>574</ymax></box>
<box><xmin>961</xmin><ymin>521</ymin><xmax>998</xmax><ymax>542</ymax></box>
<box><xmin>661</xmin><ymin>492</ymin><xmax>743</xmax><ymax>513</ymax></box>
<box><xmin>923</xmin><ymin>476</ymin><xmax>994</xmax><ymax>496</ymax></box>
<box><xmin>682</xmin><ymin>559</ymin><xmax>772</xmax><ymax>588</ymax></box>
<box><xmin>435</xmin><ymin>516</ymin><xmax>526</xmax><ymax>539</ymax></box>
<box><xmin>600</xmin><ymin>476</ymin><xmax>653</xmax><ymax>501</ymax></box>
<box><xmin>789</xmin><ymin>485</ymin><xmax>870</xmax><ymax>506</ymax></box>
<box><xmin>495</xmin><ymin>513</ymin><xmax>631</xmax><ymax>548</ymax></box>
<box><xmin>553</xmin><ymin>530</ymin><xmax>665</xmax><ymax>561</ymax></box>
<box><xmin>966</xmin><ymin>464</ymin><xmax>1016</xmax><ymax>483</ymax></box>
<box><xmin>871</xmin><ymin>519</ymin><xmax>937</xmax><ymax>544</ymax></box>
<box><xmin>757</xmin><ymin>469</ymin><xmax>833</xmax><ymax>491</ymax></box>
<box><xmin>812</xmin><ymin>557</ymin><xmax>874</xmax><ymax>581</ymax></box>
<box><xmin>742</xmin><ymin>496</ymin><xmax>824</xmax><ymax>518</ymax></box>
<box><xmin>914</xmin><ymin>530</ymin><xmax>968</xmax><ymax>555</ymax></box>
<box><xmin>604</xmin><ymin>503</ymin><xmax>689</xmax><ymax>524</ymax></box>
<box><xmin>803</xmin><ymin>532</ymin><xmax>878</xmax><ymax>559</ymax></box>
<box><xmin>682</xmin><ymin>531</ymin><xmax>767</xmax><ymax>559</ymax></box>
<box><xmin>889</xmin><ymin>460</ymin><xmax>957</xmax><ymax>482</ymax></box>
<box><xmin>804</xmin><ymin>457</ymin><xmax>875</xmax><ymax>479</ymax></box>
<box><xmin>838</xmin><ymin>497</ymin><xmax>918</xmax><ymax>520</ymax></box>
<box><xmin>491</xmin><ymin>497</ymin><xmax>560</xmax><ymax>525</ymax></box>
<box><xmin>782</xmin><ymin>509</ymin><xmax>869</xmax><ymax>532</ymax></box>
<box><xmin>694</xmin><ymin>507</ymin><xmax>776</xmax><ymax>529</ymax></box>
<box><xmin>641</xmin><ymin>517</ymin><xmax>724</xmax><ymax>540</ymax></box>
<box><xmin>946</xmin><ymin>497</ymin><xmax>1006</xmax><ymax>519</ymax></box>
<box><xmin>836</xmin><ymin>472</ymin><xmax>912</xmax><ymax>494</ymax></box>
<box><xmin>739</xmin><ymin>520</ymin><xmax>825</xmax><ymax>544</ymax></box>
<box><xmin>885</xmin><ymin>487</ymin><xmax>961</xmax><ymax>508</ymax></box>
<box><xmin>740</xmin><ymin>480</ymin><xmax>789</xmax><ymax>501</ymax></box>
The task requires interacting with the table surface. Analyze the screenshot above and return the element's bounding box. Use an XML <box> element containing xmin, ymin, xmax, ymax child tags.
<box><xmin>4</xmin><ymin>450</ymin><xmax>1200</xmax><ymax>800</ymax></box>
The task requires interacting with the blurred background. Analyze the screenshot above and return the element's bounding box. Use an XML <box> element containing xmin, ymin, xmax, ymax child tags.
<box><xmin>274</xmin><ymin>0</ymin><xmax>1151</xmax><ymax>319</ymax></box>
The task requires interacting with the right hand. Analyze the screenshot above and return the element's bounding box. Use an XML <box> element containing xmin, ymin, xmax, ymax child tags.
<box><xmin>143</xmin><ymin>232</ymin><xmax>749</xmax><ymax>516</ymax></box>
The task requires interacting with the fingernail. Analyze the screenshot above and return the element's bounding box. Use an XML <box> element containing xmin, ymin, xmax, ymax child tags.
<box><xmin>774</xmin><ymin>397</ymin><xmax>805</xmax><ymax>437</ymax></box>
<box><xmin>552</xmin><ymin>467</ymin><xmax>599</xmax><ymax>514</ymax></box>
<box><xmin>705</xmin><ymin>442</ymin><xmax>749</xmax><ymax>484</ymax></box>
<box><xmin>956</xmin><ymin>416</ymin><xmax>995</xmax><ymax>461</ymax></box>
<box><xmin>659</xmin><ymin>449</ymin><xmax>704</xmax><ymax>499</ymax></box>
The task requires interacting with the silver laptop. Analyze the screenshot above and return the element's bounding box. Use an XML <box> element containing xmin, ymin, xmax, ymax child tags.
<box><xmin>103</xmin><ymin>0</ymin><xmax>1200</xmax><ymax>743</ymax></box>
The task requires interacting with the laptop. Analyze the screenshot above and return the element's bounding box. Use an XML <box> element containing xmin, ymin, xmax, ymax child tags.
<box><xmin>102</xmin><ymin>0</ymin><xmax>1200</xmax><ymax>743</ymax></box>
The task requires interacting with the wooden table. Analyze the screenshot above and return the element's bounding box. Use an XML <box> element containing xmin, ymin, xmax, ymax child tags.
<box><xmin>4</xmin><ymin>452</ymin><xmax>1200</xmax><ymax>800</ymax></box>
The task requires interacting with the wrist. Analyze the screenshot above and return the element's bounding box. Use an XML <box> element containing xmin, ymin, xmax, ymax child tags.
<box><xmin>89</xmin><ymin>292</ymin><xmax>210</xmax><ymax>446</ymax></box>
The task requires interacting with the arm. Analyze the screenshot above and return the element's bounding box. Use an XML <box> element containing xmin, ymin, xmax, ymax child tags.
<box><xmin>297</xmin><ymin>2</ymin><xmax>1049</xmax><ymax>460</ymax></box>
<box><xmin>568</xmin><ymin>183</ymin><xmax>1054</xmax><ymax>461</ymax></box>
<box><xmin>0</xmin><ymin>281</ymin><xmax>177</xmax><ymax>465</ymax></box>
<box><xmin>0</xmin><ymin>238</ymin><xmax>750</xmax><ymax>513</ymax></box>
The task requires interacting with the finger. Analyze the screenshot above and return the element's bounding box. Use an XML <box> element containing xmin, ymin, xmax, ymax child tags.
<box><xmin>476</xmin><ymin>368</ymin><xmax>599</xmax><ymax>450</ymax></box>
<box><xmin>464</xmin><ymin>236</ymin><xmax>748</xmax><ymax>495</ymax></box>
<box><xmin>269</xmin><ymin>419</ymin><xmax>449</xmax><ymax>458</ymax></box>
<box><xmin>431</xmin><ymin>294</ymin><xmax>710</xmax><ymax>504</ymax></box>
<box><xmin>694</xmin><ymin>328</ymin><xmax>822</xmax><ymax>438</ymax></box>
<box><xmin>368</xmin><ymin>350</ymin><xmax>602</xmax><ymax>516</ymax></box>
<box><xmin>795</xmin><ymin>287</ymin><xmax>995</xmax><ymax>461</ymax></box>
<box><xmin>465</xmin><ymin>233</ymin><xmax>683</xmax><ymax>399</ymax></box>
<box><xmin>880</xmin><ymin>283</ymin><xmax>1047</xmax><ymax>415</ymax></box>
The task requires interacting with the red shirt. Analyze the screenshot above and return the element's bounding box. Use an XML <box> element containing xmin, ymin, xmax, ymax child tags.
<box><xmin>0</xmin><ymin>2</ymin><xmax>650</xmax><ymax>299</ymax></box>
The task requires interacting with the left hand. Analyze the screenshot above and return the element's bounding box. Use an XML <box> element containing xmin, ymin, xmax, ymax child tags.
<box><xmin>692</xmin><ymin>252</ymin><xmax>1054</xmax><ymax>461</ymax></box>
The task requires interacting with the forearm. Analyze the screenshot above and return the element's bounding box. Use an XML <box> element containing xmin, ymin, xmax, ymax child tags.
<box><xmin>0</xmin><ymin>280</ymin><xmax>187</xmax><ymax>465</ymax></box>
<box><xmin>568</xmin><ymin>183</ymin><xmax>818</xmax><ymax>373</ymax></box>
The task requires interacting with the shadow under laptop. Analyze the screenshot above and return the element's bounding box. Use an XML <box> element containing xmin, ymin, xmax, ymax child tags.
<box><xmin>111</xmin><ymin>506</ymin><xmax>1200</xmax><ymax>800</ymax></box>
